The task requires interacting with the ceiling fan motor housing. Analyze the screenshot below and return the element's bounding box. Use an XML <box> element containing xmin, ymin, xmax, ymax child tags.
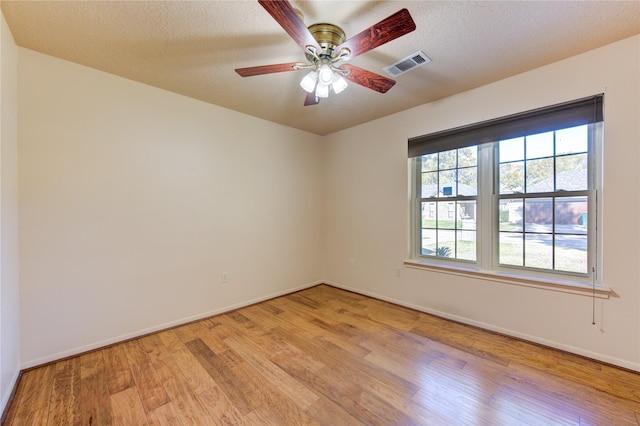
<box><xmin>307</xmin><ymin>23</ymin><xmax>346</xmax><ymax>59</ymax></box>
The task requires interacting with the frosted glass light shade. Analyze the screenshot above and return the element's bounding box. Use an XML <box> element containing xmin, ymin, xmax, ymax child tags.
<box><xmin>300</xmin><ymin>71</ymin><xmax>317</xmax><ymax>93</ymax></box>
<box><xmin>315</xmin><ymin>82</ymin><xmax>330</xmax><ymax>98</ymax></box>
<box><xmin>332</xmin><ymin>74</ymin><xmax>348</xmax><ymax>94</ymax></box>
<box><xmin>318</xmin><ymin>64</ymin><xmax>334</xmax><ymax>85</ymax></box>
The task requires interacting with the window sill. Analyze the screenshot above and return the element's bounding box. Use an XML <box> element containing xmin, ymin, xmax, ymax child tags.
<box><xmin>403</xmin><ymin>259</ymin><xmax>611</xmax><ymax>299</ymax></box>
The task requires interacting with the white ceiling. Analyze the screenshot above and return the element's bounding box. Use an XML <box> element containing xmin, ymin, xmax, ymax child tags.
<box><xmin>2</xmin><ymin>1</ymin><xmax>639</xmax><ymax>135</ymax></box>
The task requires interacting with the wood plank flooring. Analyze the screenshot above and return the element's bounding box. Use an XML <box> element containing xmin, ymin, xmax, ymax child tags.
<box><xmin>4</xmin><ymin>284</ymin><xmax>640</xmax><ymax>425</ymax></box>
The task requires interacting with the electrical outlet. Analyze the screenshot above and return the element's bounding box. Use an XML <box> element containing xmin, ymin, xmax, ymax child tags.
<box><xmin>349</xmin><ymin>258</ymin><xmax>356</xmax><ymax>268</ymax></box>
<box><xmin>221</xmin><ymin>272</ymin><xmax>229</xmax><ymax>283</ymax></box>
<box><xmin>395</xmin><ymin>267</ymin><xmax>402</xmax><ymax>278</ymax></box>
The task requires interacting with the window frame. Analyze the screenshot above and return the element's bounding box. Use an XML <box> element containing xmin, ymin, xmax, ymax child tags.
<box><xmin>414</xmin><ymin>147</ymin><xmax>479</xmax><ymax>263</ymax></box>
<box><xmin>490</xmin><ymin>125</ymin><xmax>599</xmax><ymax>280</ymax></box>
<box><xmin>408</xmin><ymin>96</ymin><xmax>604</xmax><ymax>287</ymax></box>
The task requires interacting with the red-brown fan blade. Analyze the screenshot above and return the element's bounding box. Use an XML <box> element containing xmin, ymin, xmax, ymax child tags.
<box><xmin>304</xmin><ymin>92</ymin><xmax>320</xmax><ymax>106</ymax></box>
<box><xmin>335</xmin><ymin>9</ymin><xmax>416</xmax><ymax>60</ymax></box>
<box><xmin>258</xmin><ymin>0</ymin><xmax>322</xmax><ymax>53</ymax></box>
<box><xmin>340</xmin><ymin>64</ymin><xmax>396</xmax><ymax>93</ymax></box>
<box><xmin>235</xmin><ymin>62</ymin><xmax>304</xmax><ymax>77</ymax></box>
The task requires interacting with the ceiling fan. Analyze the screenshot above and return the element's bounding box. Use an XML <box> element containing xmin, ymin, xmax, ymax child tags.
<box><xmin>235</xmin><ymin>0</ymin><xmax>416</xmax><ymax>106</ymax></box>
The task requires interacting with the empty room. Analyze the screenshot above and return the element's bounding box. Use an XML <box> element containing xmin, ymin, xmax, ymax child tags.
<box><xmin>0</xmin><ymin>1</ymin><xmax>639</xmax><ymax>424</ymax></box>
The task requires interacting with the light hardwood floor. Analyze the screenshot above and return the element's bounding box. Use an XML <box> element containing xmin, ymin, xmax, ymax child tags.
<box><xmin>3</xmin><ymin>284</ymin><xmax>640</xmax><ymax>425</ymax></box>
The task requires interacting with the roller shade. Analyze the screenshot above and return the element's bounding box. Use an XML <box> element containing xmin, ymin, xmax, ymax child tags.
<box><xmin>408</xmin><ymin>94</ymin><xmax>603</xmax><ymax>158</ymax></box>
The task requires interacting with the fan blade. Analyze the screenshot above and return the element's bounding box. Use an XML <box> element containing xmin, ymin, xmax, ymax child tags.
<box><xmin>335</xmin><ymin>9</ymin><xmax>416</xmax><ymax>60</ymax></box>
<box><xmin>304</xmin><ymin>92</ymin><xmax>320</xmax><ymax>106</ymax></box>
<box><xmin>258</xmin><ymin>0</ymin><xmax>322</xmax><ymax>53</ymax></box>
<box><xmin>235</xmin><ymin>62</ymin><xmax>304</xmax><ymax>77</ymax></box>
<box><xmin>341</xmin><ymin>64</ymin><xmax>396</xmax><ymax>93</ymax></box>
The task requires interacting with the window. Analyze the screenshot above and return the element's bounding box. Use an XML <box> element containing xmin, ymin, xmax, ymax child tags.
<box><xmin>497</xmin><ymin>126</ymin><xmax>591</xmax><ymax>274</ymax></box>
<box><xmin>409</xmin><ymin>95</ymin><xmax>603</xmax><ymax>283</ymax></box>
<box><xmin>419</xmin><ymin>146</ymin><xmax>478</xmax><ymax>261</ymax></box>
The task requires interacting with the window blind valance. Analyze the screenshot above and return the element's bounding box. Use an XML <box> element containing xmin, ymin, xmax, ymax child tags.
<box><xmin>408</xmin><ymin>94</ymin><xmax>603</xmax><ymax>158</ymax></box>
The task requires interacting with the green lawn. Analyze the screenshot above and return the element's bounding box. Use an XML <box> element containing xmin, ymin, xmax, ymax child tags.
<box><xmin>423</xmin><ymin>240</ymin><xmax>476</xmax><ymax>261</ymax></box>
<box><xmin>422</xmin><ymin>219</ymin><xmax>464</xmax><ymax>229</ymax></box>
<box><xmin>499</xmin><ymin>242</ymin><xmax>587</xmax><ymax>274</ymax></box>
<box><xmin>422</xmin><ymin>239</ymin><xmax>587</xmax><ymax>273</ymax></box>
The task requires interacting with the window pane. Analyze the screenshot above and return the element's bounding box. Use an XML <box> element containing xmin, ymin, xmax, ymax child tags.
<box><xmin>555</xmin><ymin>235</ymin><xmax>588</xmax><ymax>274</ymax></box>
<box><xmin>439</xmin><ymin>170</ymin><xmax>456</xmax><ymax>197</ymax></box>
<box><xmin>499</xmin><ymin>199</ymin><xmax>522</xmax><ymax>232</ymax></box>
<box><xmin>525</xmin><ymin>198</ymin><xmax>553</xmax><ymax>233</ymax></box>
<box><xmin>439</xmin><ymin>150</ymin><xmax>456</xmax><ymax>170</ymax></box>
<box><xmin>421</xmin><ymin>201</ymin><xmax>436</xmax><ymax>228</ymax></box>
<box><xmin>437</xmin><ymin>201</ymin><xmax>456</xmax><ymax>228</ymax></box>
<box><xmin>526</xmin><ymin>157</ymin><xmax>554</xmax><ymax>193</ymax></box>
<box><xmin>421</xmin><ymin>228</ymin><xmax>436</xmax><ymax>256</ymax></box>
<box><xmin>437</xmin><ymin>230</ymin><xmax>455</xmax><ymax>257</ymax></box>
<box><xmin>556</xmin><ymin>154</ymin><xmax>588</xmax><ymax>191</ymax></box>
<box><xmin>421</xmin><ymin>171</ymin><xmax>437</xmax><ymax>198</ymax></box>
<box><xmin>556</xmin><ymin>125</ymin><xmax>588</xmax><ymax>155</ymax></box>
<box><xmin>421</xmin><ymin>154</ymin><xmax>438</xmax><ymax>172</ymax></box>
<box><xmin>422</xmin><ymin>199</ymin><xmax>477</xmax><ymax>262</ymax></box>
<box><xmin>499</xmin><ymin>162</ymin><xmax>524</xmax><ymax>194</ymax></box>
<box><xmin>458</xmin><ymin>167</ymin><xmax>477</xmax><ymax>196</ymax></box>
<box><xmin>499</xmin><ymin>232</ymin><xmax>523</xmax><ymax>266</ymax></box>
<box><xmin>459</xmin><ymin>200</ymin><xmax>476</xmax><ymax>228</ymax></box>
<box><xmin>526</xmin><ymin>131</ymin><xmax>554</xmax><ymax>159</ymax></box>
<box><xmin>457</xmin><ymin>230</ymin><xmax>476</xmax><ymax>261</ymax></box>
<box><xmin>500</xmin><ymin>137</ymin><xmax>524</xmax><ymax>162</ymax></box>
<box><xmin>555</xmin><ymin>197</ymin><xmax>588</xmax><ymax>235</ymax></box>
<box><xmin>525</xmin><ymin>234</ymin><xmax>552</xmax><ymax>269</ymax></box>
<box><xmin>458</xmin><ymin>146</ymin><xmax>477</xmax><ymax>167</ymax></box>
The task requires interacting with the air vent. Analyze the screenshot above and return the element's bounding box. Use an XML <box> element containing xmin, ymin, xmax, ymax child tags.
<box><xmin>383</xmin><ymin>51</ymin><xmax>431</xmax><ymax>77</ymax></box>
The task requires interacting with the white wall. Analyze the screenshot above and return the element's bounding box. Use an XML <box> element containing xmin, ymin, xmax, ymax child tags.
<box><xmin>18</xmin><ymin>48</ymin><xmax>324</xmax><ymax>366</ymax></box>
<box><xmin>11</xmin><ymin>26</ymin><xmax>640</xmax><ymax>377</ymax></box>
<box><xmin>0</xmin><ymin>11</ymin><xmax>20</xmax><ymax>412</ymax></box>
<box><xmin>323</xmin><ymin>35</ymin><xmax>640</xmax><ymax>370</ymax></box>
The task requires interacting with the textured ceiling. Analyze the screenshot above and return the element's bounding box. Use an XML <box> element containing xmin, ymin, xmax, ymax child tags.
<box><xmin>2</xmin><ymin>1</ymin><xmax>639</xmax><ymax>135</ymax></box>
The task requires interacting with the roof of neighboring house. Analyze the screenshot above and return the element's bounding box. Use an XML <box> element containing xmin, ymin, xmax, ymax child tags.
<box><xmin>526</xmin><ymin>169</ymin><xmax>587</xmax><ymax>193</ymax></box>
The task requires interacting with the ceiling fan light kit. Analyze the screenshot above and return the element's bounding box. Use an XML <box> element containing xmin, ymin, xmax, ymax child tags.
<box><xmin>235</xmin><ymin>0</ymin><xmax>417</xmax><ymax>106</ymax></box>
<box><xmin>300</xmin><ymin>61</ymin><xmax>349</xmax><ymax>98</ymax></box>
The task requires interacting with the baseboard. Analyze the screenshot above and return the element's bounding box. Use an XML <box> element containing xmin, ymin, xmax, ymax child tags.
<box><xmin>324</xmin><ymin>281</ymin><xmax>640</xmax><ymax>373</ymax></box>
<box><xmin>21</xmin><ymin>280</ymin><xmax>322</xmax><ymax>370</ymax></box>
<box><xmin>0</xmin><ymin>369</ymin><xmax>22</xmax><ymax>424</ymax></box>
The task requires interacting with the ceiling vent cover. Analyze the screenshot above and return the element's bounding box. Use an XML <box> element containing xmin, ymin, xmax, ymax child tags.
<box><xmin>383</xmin><ymin>51</ymin><xmax>431</xmax><ymax>77</ymax></box>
